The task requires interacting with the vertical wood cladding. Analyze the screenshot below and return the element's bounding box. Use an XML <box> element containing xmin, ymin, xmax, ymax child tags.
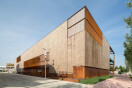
<box><xmin>85</xmin><ymin>7</ymin><xmax>102</xmax><ymax>46</ymax></box>
<box><xmin>84</xmin><ymin>66</ymin><xmax>109</xmax><ymax>79</ymax></box>
<box><xmin>73</xmin><ymin>66</ymin><xmax>109</xmax><ymax>79</ymax></box>
<box><xmin>85</xmin><ymin>7</ymin><xmax>102</xmax><ymax>39</ymax></box>
<box><xmin>23</xmin><ymin>68</ymin><xmax>49</xmax><ymax>77</ymax></box>
<box><xmin>24</xmin><ymin>54</ymin><xmax>47</xmax><ymax>68</ymax></box>
<box><xmin>73</xmin><ymin>66</ymin><xmax>84</xmax><ymax>79</ymax></box>
<box><xmin>85</xmin><ymin>20</ymin><xmax>102</xmax><ymax>46</ymax></box>
<box><xmin>16</xmin><ymin>56</ymin><xmax>21</xmax><ymax>63</ymax></box>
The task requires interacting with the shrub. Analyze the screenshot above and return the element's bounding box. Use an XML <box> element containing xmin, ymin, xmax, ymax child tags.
<box><xmin>118</xmin><ymin>71</ymin><xmax>122</xmax><ymax>74</ymax></box>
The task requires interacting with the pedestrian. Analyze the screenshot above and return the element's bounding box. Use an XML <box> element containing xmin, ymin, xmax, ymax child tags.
<box><xmin>60</xmin><ymin>73</ymin><xmax>63</xmax><ymax>80</ymax></box>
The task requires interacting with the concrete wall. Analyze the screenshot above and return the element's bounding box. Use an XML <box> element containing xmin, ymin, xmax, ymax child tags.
<box><xmin>85</xmin><ymin>30</ymin><xmax>110</xmax><ymax>69</ymax></box>
<box><xmin>67</xmin><ymin>30</ymin><xmax>85</xmax><ymax>73</ymax></box>
<box><xmin>101</xmin><ymin>35</ymin><xmax>110</xmax><ymax>69</ymax></box>
<box><xmin>68</xmin><ymin>8</ymin><xmax>85</xmax><ymax>28</ymax></box>
<box><xmin>67</xmin><ymin>8</ymin><xmax>85</xmax><ymax>73</ymax></box>
<box><xmin>21</xmin><ymin>21</ymin><xmax>68</xmax><ymax>73</ymax></box>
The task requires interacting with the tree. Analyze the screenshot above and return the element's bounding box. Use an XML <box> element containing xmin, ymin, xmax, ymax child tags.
<box><xmin>115</xmin><ymin>66</ymin><xmax>118</xmax><ymax>71</ymax></box>
<box><xmin>119</xmin><ymin>66</ymin><xmax>123</xmax><ymax>72</ymax></box>
<box><xmin>119</xmin><ymin>65</ymin><xmax>127</xmax><ymax>72</ymax></box>
<box><xmin>124</xmin><ymin>0</ymin><xmax>132</xmax><ymax>72</ymax></box>
<box><xmin>110</xmin><ymin>66</ymin><xmax>113</xmax><ymax>71</ymax></box>
<box><xmin>125</xmin><ymin>59</ymin><xmax>130</xmax><ymax>72</ymax></box>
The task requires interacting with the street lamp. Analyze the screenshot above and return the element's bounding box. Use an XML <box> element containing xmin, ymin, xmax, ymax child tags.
<box><xmin>43</xmin><ymin>48</ymin><xmax>47</xmax><ymax>79</ymax></box>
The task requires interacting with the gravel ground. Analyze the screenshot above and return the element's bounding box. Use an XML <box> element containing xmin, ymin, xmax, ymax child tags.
<box><xmin>93</xmin><ymin>74</ymin><xmax>132</xmax><ymax>88</ymax></box>
<box><xmin>0</xmin><ymin>73</ymin><xmax>92</xmax><ymax>88</ymax></box>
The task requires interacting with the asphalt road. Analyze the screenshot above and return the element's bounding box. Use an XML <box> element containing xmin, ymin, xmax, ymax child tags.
<box><xmin>0</xmin><ymin>73</ymin><xmax>92</xmax><ymax>88</ymax></box>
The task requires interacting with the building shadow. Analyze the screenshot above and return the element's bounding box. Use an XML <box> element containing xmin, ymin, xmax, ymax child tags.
<box><xmin>0</xmin><ymin>72</ymin><xmax>60</xmax><ymax>88</ymax></box>
<box><xmin>0</xmin><ymin>64</ymin><xmax>61</xmax><ymax>88</ymax></box>
<box><xmin>51</xmin><ymin>83</ymin><xmax>82</xmax><ymax>88</ymax></box>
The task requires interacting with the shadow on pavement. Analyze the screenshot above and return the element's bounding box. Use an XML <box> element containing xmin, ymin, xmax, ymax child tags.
<box><xmin>0</xmin><ymin>73</ymin><xmax>59</xmax><ymax>88</ymax></box>
<box><xmin>51</xmin><ymin>83</ymin><xmax>82</xmax><ymax>88</ymax></box>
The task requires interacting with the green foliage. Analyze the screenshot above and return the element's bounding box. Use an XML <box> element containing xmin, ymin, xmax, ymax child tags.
<box><xmin>124</xmin><ymin>0</ymin><xmax>132</xmax><ymax>72</ymax></box>
<box><xmin>78</xmin><ymin>75</ymin><xmax>113</xmax><ymax>84</ymax></box>
<box><xmin>124</xmin><ymin>31</ymin><xmax>132</xmax><ymax>71</ymax></box>
<box><xmin>130</xmin><ymin>74</ymin><xmax>132</xmax><ymax>81</ymax></box>
<box><xmin>124</xmin><ymin>0</ymin><xmax>132</xmax><ymax>29</ymax></box>
<box><xmin>125</xmin><ymin>60</ymin><xmax>131</xmax><ymax>71</ymax></box>
<box><xmin>118</xmin><ymin>71</ymin><xmax>122</xmax><ymax>74</ymax></box>
<box><xmin>119</xmin><ymin>66</ymin><xmax>124</xmax><ymax>72</ymax></box>
<box><xmin>126</xmin><ymin>0</ymin><xmax>132</xmax><ymax>9</ymax></box>
<box><xmin>110</xmin><ymin>66</ymin><xmax>113</xmax><ymax>71</ymax></box>
<box><xmin>124</xmin><ymin>14</ymin><xmax>132</xmax><ymax>28</ymax></box>
<box><xmin>130</xmin><ymin>74</ymin><xmax>132</xmax><ymax>78</ymax></box>
<box><xmin>110</xmin><ymin>66</ymin><xmax>128</xmax><ymax>72</ymax></box>
<box><xmin>115</xmin><ymin>66</ymin><xmax>118</xmax><ymax>71</ymax></box>
<box><xmin>118</xmin><ymin>65</ymin><xmax>128</xmax><ymax>72</ymax></box>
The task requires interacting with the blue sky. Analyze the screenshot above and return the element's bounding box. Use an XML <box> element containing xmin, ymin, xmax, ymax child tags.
<box><xmin>0</xmin><ymin>0</ymin><xmax>131</xmax><ymax>67</ymax></box>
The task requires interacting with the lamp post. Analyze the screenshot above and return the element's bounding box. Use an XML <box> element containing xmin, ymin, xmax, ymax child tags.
<box><xmin>43</xmin><ymin>48</ymin><xmax>47</xmax><ymax>79</ymax></box>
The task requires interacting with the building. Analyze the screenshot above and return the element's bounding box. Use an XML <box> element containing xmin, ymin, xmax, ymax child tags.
<box><xmin>6</xmin><ymin>63</ymin><xmax>14</xmax><ymax>73</ymax></box>
<box><xmin>14</xmin><ymin>6</ymin><xmax>115</xmax><ymax>79</ymax></box>
<box><xmin>0</xmin><ymin>66</ymin><xmax>6</xmax><ymax>72</ymax></box>
<box><xmin>0</xmin><ymin>64</ymin><xmax>14</xmax><ymax>73</ymax></box>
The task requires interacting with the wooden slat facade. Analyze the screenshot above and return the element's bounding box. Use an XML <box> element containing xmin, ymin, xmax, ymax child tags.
<box><xmin>24</xmin><ymin>54</ymin><xmax>48</xmax><ymax>68</ymax></box>
<box><xmin>85</xmin><ymin>7</ymin><xmax>102</xmax><ymax>39</ymax></box>
<box><xmin>85</xmin><ymin>19</ymin><xmax>102</xmax><ymax>46</ymax></box>
<box><xmin>73</xmin><ymin>66</ymin><xmax>109</xmax><ymax>79</ymax></box>
<box><xmin>23</xmin><ymin>68</ymin><xmax>49</xmax><ymax>77</ymax></box>
<box><xmin>16</xmin><ymin>56</ymin><xmax>21</xmax><ymax>63</ymax></box>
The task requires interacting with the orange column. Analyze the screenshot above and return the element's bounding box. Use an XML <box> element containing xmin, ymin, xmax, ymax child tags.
<box><xmin>113</xmin><ymin>54</ymin><xmax>115</xmax><ymax>76</ymax></box>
